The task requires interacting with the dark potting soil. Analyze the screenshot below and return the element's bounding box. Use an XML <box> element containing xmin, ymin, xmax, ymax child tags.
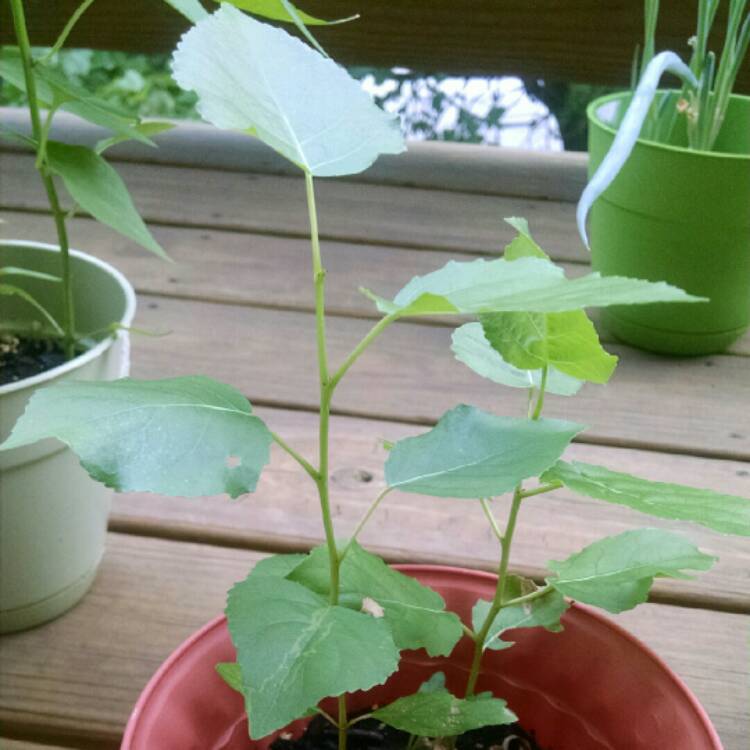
<box><xmin>0</xmin><ymin>334</ymin><xmax>68</xmax><ymax>386</ymax></box>
<box><xmin>270</xmin><ymin>715</ymin><xmax>546</xmax><ymax>750</ymax></box>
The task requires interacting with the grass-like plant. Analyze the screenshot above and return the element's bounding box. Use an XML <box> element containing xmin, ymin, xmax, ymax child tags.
<box><xmin>577</xmin><ymin>0</ymin><xmax>749</xmax><ymax>246</ymax></box>
<box><xmin>2</xmin><ymin>5</ymin><xmax>749</xmax><ymax>747</ymax></box>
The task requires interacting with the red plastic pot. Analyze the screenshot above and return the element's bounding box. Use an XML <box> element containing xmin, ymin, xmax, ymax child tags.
<box><xmin>121</xmin><ymin>565</ymin><xmax>722</xmax><ymax>749</ymax></box>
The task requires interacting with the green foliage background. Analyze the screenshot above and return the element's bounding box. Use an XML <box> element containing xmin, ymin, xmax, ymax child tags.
<box><xmin>0</xmin><ymin>48</ymin><xmax>611</xmax><ymax>150</ymax></box>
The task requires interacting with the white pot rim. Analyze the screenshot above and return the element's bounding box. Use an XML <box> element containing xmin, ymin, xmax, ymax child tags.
<box><xmin>0</xmin><ymin>240</ymin><xmax>137</xmax><ymax>396</ymax></box>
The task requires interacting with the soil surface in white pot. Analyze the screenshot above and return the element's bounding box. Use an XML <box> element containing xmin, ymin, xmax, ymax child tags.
<box><xmin>271</xmin><ymin>715</ymin><xmax>544</xmax><ymax>750</ymax></box>
<box><xmin>0</xmin><ymin>334</ymin><xmax>72</xmax><ymax>385</ymax></box>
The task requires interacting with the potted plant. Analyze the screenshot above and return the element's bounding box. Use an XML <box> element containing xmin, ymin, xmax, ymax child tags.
<box><xmin>2</xmin><ymin>5</ymin><xmax>748</xmax><ymax>748</ymax></box>
<box><xmin>0</xmin><ymin>0</ymin><xmax>190</xmax><ymax>632</ymax></box>
<box><xmin>577</xmin><ymin>0</ymin><xmax>750</xmax><ymax>356</ymax></box>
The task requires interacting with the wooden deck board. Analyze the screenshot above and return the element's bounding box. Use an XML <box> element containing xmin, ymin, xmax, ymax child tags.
<box><xmin>2</xmin><ymin>152</ymin><xmax>587</xmax><ymax>261</ymax></box>
<box><xmin>4</xmin><ymin>210</ymin><xmax>749</xmax><ymax>357</ymax></box>
<box><xmin>2</xmin><ymin>125</ymin><xmax>748</xmax><ymax>750</ymax></box>
<box><xmin>109</xmin><ymin>407</ymin><xmax>750</xmax><ymax>611</ymax></box>
<box><xmin>0</xmin><ymin>534</ymin><xmax>746</xmax><ymax>749</ymax></box>
<box><xmin>126</xmin><ymin>295</ymin><xmax>750</xmax><ymax>461</ymax></box>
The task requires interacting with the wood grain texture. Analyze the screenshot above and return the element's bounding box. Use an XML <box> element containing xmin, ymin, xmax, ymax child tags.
<box><xmin>4</xmin><ymin>209</ymin><xmax>749</xmax><ymax>356</ymax></box>
<box><xmin>1</xmin><ymin>109</ymin><xmax>590</xmax><ymax>202</ymax></box>
<box><xmin>122</xmin><ymin>294</ymin><xmax>750</xmax><ymax>461</ymax></box>
<box><xmin>0</xmin><ymin>534</ymin><xmax>746</xmax><ymax>749</ymax></box>
<box><xmin>0</xmin><ymin>1</ymin><xmax>747</xmax><ymax>90</ymax></box>
<box><xmin>0</xmin><ymin>151</ymin><xmax>588</xmax><ymax>259</ymax></box>
<box><xmin>110</xmin><ymin>405</ymin><xmax>750</xmax><ymax>611</ymax></box>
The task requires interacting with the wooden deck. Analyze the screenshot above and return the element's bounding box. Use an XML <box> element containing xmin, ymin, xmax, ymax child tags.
<box><xmin>1</xmin><ymin>114</ymin><xmax>748</xmax><ymax>749</ymax></box>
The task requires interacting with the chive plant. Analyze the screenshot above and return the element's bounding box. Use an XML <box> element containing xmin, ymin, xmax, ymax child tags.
<box><xmin>2</xmin><ymin>5</ymin><xmax>749</xmax><ymax>749</ymax></box>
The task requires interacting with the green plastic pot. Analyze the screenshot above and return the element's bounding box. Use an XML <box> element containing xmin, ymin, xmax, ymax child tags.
<box><xmin>587</xmin><ymin>91</ymin><xmax>750</xmax><ymax>355</ymax></box>
<box><xmin>0</xmin><ymin>241</ymin><xmax>135</xmax><ymax>633</ymax></box>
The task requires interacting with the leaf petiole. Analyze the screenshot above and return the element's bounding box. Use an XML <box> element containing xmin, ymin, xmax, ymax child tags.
<box><xmin>270</xmin><ymin>430</ymin><xmax>319</xmax><ymax>481</ymax></box>
<box><xmin>519</xmin><ymin>481</ymin><xmax>562</xmax><ymax>500</ymax></box>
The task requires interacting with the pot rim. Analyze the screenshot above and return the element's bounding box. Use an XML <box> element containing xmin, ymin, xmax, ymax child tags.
<box><xmin>0</xmin><ymin>239</ymin><xmax>137</xmax><ymax>396</ymax></box>
<box><xmin>587</xmin><ymin>90</ymin><xmax>750</xmax><ymax>162</ymax></box>
<box><xmin>121</xmin><ymin>563</ymin><xmax>722</xmax><ymax>749</ymax></box>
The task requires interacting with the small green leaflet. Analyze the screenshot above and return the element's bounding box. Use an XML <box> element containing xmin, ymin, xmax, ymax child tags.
<box><xmin>171</xmin><ymin>5</ymin><xmax>404</xmax><ymax>177</ymax></box>
<box><xmin>542</xmin><ymin>461</ymin><xmax>750</xmax><ymax>537</ymax></box>
<box><xmin>219</xmin><ymin>0</ymin><xmax>357</xmax><ymax>57</ymax></box>
<box><xmin>451</xmin><ymin>322</ymin><xmax>583</xmax><ymax>396</ymax></box>
<box><xmin>0</xmin><ymin>266</ymin><xmax>61</xmax><ymax>283</ymax></box>
<box><xmin>226</xmin><ymin>574</ymin><xmax>399</xmax><ymax>738</ymax></box>
<box><xmin>216</xmin><ymin>662</ymin><xmax>243</xmax><ymax>693</ymax></box>
<box><xmin>163</xmin><ymin>0</ymin><xmax>210</xmax><ymax>22</ymax></box>
<box><xmin>95</xmin><ymin>121</ymin><xmax>176</xmax><ymax>154</ymax></box>
<box><xmin>0</xmin><ymin>284</ymin><xmax>63</xmax><ymax>334</ymax></box>
<box><xmin>480</xmin><ymin>219</ymin><xmax>617</xmax><ymax>384</ymax></box>
<box><xmin>372</xmin><ymin>689</ymin><xmax>516</xmax><ymax>736</ymax></box>
<box><xmin>288</xmin><ymin>541</ymin><xmax>463</xmax><ymax>657</ymax></box>
<box><xmin>385</xmin><ymin>404</ymin><xmax>583</xmax><ymax>498</ymax></box>
<box><xmin>45</xmin><ymin>142</ymin><xmax>168</xmax><ymax>259</ymax></box>
<box><xmin>0</xmin><ymin>376</ymin><xmax>273</xmax><ymax>499</ymax></box>
<box><xmin>220</xmin><ymin>0</ymin><xmax>356</xmax><ymax>25</ymax></box>
<box><xmin>503</xmin><ymin>217</ymin><xmax>549</xmax><ymax>260</ymax></box>
<box><xmin>472</xmin><ymin>580</ymin><xmax>568</xmax><ymax>652</ymax></box>
<box><xmin>547</xmin><ymin>528</ymin><xmax>716</xmax><ymax>613</ymax></box>
<box><xmin>253</xmin><ymin>553</ymin><xmax>309</xmax><ymax>578</ymax></box>
<box><xmin>362</xmin><ymin>256</ymin><xmax>703</xmax><ymax>318</ymax></box>
<box><xmin>418</xmin><ymin>672</ymin><xmax>447</xmax><ymax>693</ymax></box>
<box><xmin>480</xmin><ymin>310</ymin><xmax>618</xmax><ymax>384</ymax></box>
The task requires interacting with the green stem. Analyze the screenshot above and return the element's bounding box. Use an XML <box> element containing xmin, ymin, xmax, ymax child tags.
<box><xmin>464</xmin><ymin>485</ymin><xmax>524</xmax><ymax>697</ymax></box>
<box><xmin>531</xmin><ymin>366</ymin><xmax>548</xmax><ymax>421</ymax></box>
<box><xmin>501</xmin><ymin>584</ymin><xmax>553</xmax><ymax>610</ymax></box>
<box><xmin>304</xmin><ymin>170</ymin><xmax>347</xmax><ymax>750</ymax></box>
<box><xmin>329</xmin><ymin>313</ymin><xmax>398</xmax><ymax>390</ymax></box>
<box><xmin>37</xmin><ymin>0</ymin><xmax>97</xmax><ymax>64</ymax></box>
<box><xmin>340</xmin><ymin>487</ymin><xmax>392</xmax><ymax>560</ymax></box>
<box><xmin>269</xmin><ymin>431</ymin><xmax>319</xmax><ymax>481</ymax></box>
<box><xmin>479</xmin><ymin>498</ymin><xmax>503</xmax><ymax>544</ymax></box>
<box><xmin>519</xmin><ymin>481</ymin><xmax>562</xmax><ymax>500</ymax></box>
<box><xmin>10</xmin><ymin>0</ymin><xmax>76</xmax><ymax>359</ymax></box>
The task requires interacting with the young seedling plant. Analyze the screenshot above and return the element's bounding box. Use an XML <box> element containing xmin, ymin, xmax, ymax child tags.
<box><xmin>2</xmin><ymin>6</ymin><xmax>749</xmax><ymax>747</ymax></box>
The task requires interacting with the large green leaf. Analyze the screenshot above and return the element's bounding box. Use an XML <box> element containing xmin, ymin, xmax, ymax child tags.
<box><xmin>385</xmin><ymin>405</ymin><xmax>583</xmax><ymax>498</ymax></box>
<box><xmin>451</xmin><ymin>322</ymin><xmax>582</xmax><ymax>396</ymax></box>
<box><xmin>480</xmin><ymin>309</ymin><xmax>618</xmax><ymax>384</ymax></box>
<box><xmin>171</xmin><ymin>5</ymin><xmax>404</xmax><ymax>176</ymax></box>
<box><xmin>472</xmin><ymin>579</ymin><xmax>568</xmax><ymax>652</ymax></box>
<box><xmin>227</xmin><ymin>574</ymin><xmax>399</xmax><ymax>738</ymax></box>
<box><xmin>372</xmin><ymin>689</ymin><xmax>516</xmax><ymax>736</ymax></box>
<box><xmin>542</xmin><ymin>461</ymin><xmax>750</xmax><ymax>536</ymax></box>
<box><xmin>0</xmin><ymin>376</ymin><xmax>273</xmax><ymax>499</ymax></box>
<box><xmin>288</xmin><ymin>541</ymin><xmax>463</xmax><ymax>657</ymax></box>
<box><xmin>45</xmin><ymin>141</ymin><xmax>167</xmax><ymax>258</ymax></box>
<box><xmin>547</xmin><ymin>528</ymin><xmax>716</xmax><ymax>613</ymax></box>
<box><xmin>363</xmin><ymin>257</ymin><xmax>703</xmax><ymax>318</ymax></box>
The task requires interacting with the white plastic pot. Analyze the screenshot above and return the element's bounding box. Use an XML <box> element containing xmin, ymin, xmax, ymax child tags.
<box><xmin>0</xmin><ymin>241</ymin><xmax>136</xmax><ymax>633</ymax></box>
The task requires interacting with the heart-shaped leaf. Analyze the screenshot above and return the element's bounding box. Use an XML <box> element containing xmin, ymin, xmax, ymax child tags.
<box><xmin>385</xmin><ymin>405</ymin><xmax>583</xmax><ymax>498</ymax></box>
<box><xmin>171</xmin><ymin>5</ymin><xmax>404</xmax><ymax>176</ymax></box>
<box><xmin>542</xmin><ymin>461</ymin><xmax>750</xmax><ymax>536</ymax></box>
<box><xmin>452</xmin><ymin>322</ymin><xmax>583</xmax><ymax>396</ymax></box>
<box><xmin>288</xmin><ymin>541</ymin><xmax>464</xmax><ymax>657</ymax></box>
<box><xmin>480</xmin><ymin>309</ymin><xmax>618</xmax><ymax>385</ymax></box>
<box><xmin>0</xmin><ymin>376</ymin><xmax>273</xmax><ymax>499</ymax></box>
<box><xmin>547</xmin><ymin>528</ymin><xmax>715</xmax><ymax>613</ymax></box>
<box><xmin>227</xmin><ymin>574</ymin><xmax>399</xmax><ymax>738</ymax></box>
